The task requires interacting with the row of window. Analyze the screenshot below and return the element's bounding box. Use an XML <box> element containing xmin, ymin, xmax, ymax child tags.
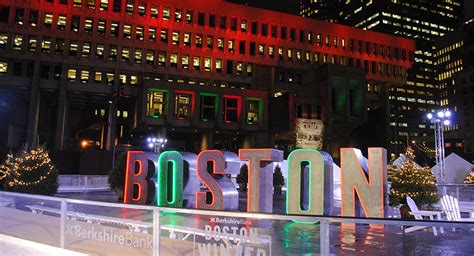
<box><xmin>1</xmin><ymin>5</ymin><xmax>414</xmax><ymax>63</ymax></box>
<box><xmin>146</xmin><ymin>90</ymin><xmax>262</xmax><ymax>125</ymax></box>
<box><xmin>0</xmin><ymin>33</ymin><xmax>409</xmax><ymax>79</ymax></box>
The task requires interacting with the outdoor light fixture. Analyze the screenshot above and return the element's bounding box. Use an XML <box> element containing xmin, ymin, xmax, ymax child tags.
<box><xmin>426</xmin><ymin>109</ymin><xmax>453</xmax><ymax>184</ymax></box>
<box><xmin>146</xmin><ymin>136</ymin><xmax>167</xmax><ymax>152</ymax></box>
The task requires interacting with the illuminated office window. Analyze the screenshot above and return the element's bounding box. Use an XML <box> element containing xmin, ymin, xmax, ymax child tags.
<box><xmin>28</xmin><ymin>37</ymin><xmax>37</xmax><ymax>52</ymax></box>
<box><xmin>136</xmin><ymin>26</ymin><xmax>144</xmax><ymax>40</ymax></box>
<box><xmin>44</xmin><ymin>13</ymin><xmax>53</xmax><ymax>27</ymax></box>
<box><xmin>109</xmin><ymin>45</ymin><xmax>117</xmax><ymax>60</ymax></box>
<box><xmin>138</xmin><ymin>3</ymin><xmax>146</xmax><ymax>16</ymax></box>
<box><xmin>88</xmin><ymin>0</ymin><xmax>95</xmax><ymax>9</ymax></box>
<box><xmin>57</xmin><ymin>15</ymin><xmax>67</xmax><ymax>30</ymax></box>
<box><xmin>193</xmin><ymin>57</ymin><xmax>200</xmax><ymax>70</ymax></box>
<box><xmin>184</xmin><ymin>33</ymin><xmax>191</xmax><ymax>46</ymax></box>
<box><xmin>98</xmin><ymin>20</ymin><xmax>106</xmax><ymax>35</ymax></box>
<box><xmin>216</xmin><ymin>59</ymin><xmax>222</xmax><ymax>73</ymax></box>
<box><xmin>175</xmin><ymin>94</ymin><xmax>192</xmax><ymax>119</ymax></box>
<box><xmin>73</xmin><ymin>0</ymin><xmax>82</xmax><ymax>7</ymax></box>
<box><xmin>149</xmin><ymin>28</ymin><xmax>156</xmax><ymax>42</ymax></box>
<box><xmin>69</xmin><ymin>41</ymin><xmax>78</xmax><ymax>56</ymax></box>
<box><xmin>146</xmin><ymin>50</ymin><xmax>154</xmax><ymax>65</ymax></box>
<box><xmin>96</xmin><ymin>44</ymin><xmax>104</xmax><ymax>58</ymax></box>
<box><xmin>163</xmin><ymin>7</ymin><xmax>170</xmax><ymax>20</ymax></box>
<box><xmin>0</xmin><ymin>62</ymin><xmax>7</xmax><ymax>74</ymax></box>
<box><xmin>186</xmin><ymin>11</ymin><xmax>193</xmax><ymax>24</ymax></box>
<box><xmin>110</xmin><ymin>22</ymin><xmax>119</xmax><ymax>37</ymax></box>
<box><xmin>150</xmin><ymin>5</ymin><xmax>158</xmax><ymax>18</ymax></box>
<box><xmin>82</xmin><ymin>42</ymin><xmax>91</xmax><ymax>57</ymax></box>
<box><xmin>121</xmin><ymin>47</ymin><xmax>130</xmax><ymax>62</ymax></box>
<box><xmin>80</xmin><ymin>70</ymin><xmax>89</xmax><ymax>83</ymax></box>
<box><xmin>106</xmin><ymin>73</ymin><xmax>114</xmax><ymax>85</ymax></box>
<box><xmin>207</xmin><ymin>36</ymin><xmax>213</xmax><ymax>49</ymax></box>
<box><xmin>41</xmin><ymin>37</ymin><xmax>51</xmax><ymax>53</ymax></box>
<box><xmin>83</xmin><ymin>19</ymin><xmax>93</xmax><ymax>33</ymax></box>
<box><xmin>204</xmin><ymin>57</ymin><xmax>211</xmax><ymax>72</ymax></box>
<box><xmin>196</xmin><ymin>35</ymin><xmax>202</xmax><ymax>48</ymax></box>
<box><xmin>134</xmin><ymin>49</ymin><xmax>142</xmax><ymax>63</ymax></box>
<box><xmin>67</xmin><ymin>69</ymin><xmax>77</xmax><ymax>81</ymax></box>
<box><xmin>147</xmin><ymin>90</ymin><xmax>167</xmax><ymax>118</ymax></box>
<box><xmin>158</xmin><ymin>52</ymin><xmax>166</xmax><ymax>66</ymax></box>
<box><xmin>175</xmin><ymin>9</ymin><xmax>182</xmax><ymax>22</ymax></box>
<box><xmin>247</xmin><ymin>99</ymin><xmax>261</xmax><ymax>124</ymax></box>
<box><xmin>241</xmin><ymin>19</ymin><xmax>247</xmax><ymax>32</ymax></box>
<box><xmin>123</xmin><ymin>24</ymin><xmax>132</xmax><ymax>39</ymax></box>
<box><xmin>100</xmin><ymin>0</ymin><xmax>108</xmax><ymax>10</ymax></box>
<box><xmin>94</xmin><ymin>71</ymin><xmax>102</xmax><ymax>83</ymax></box>
<box><xmin>126</xmin><ymin>0</ymin><xmax>134</xmax><ymax>14</ymax></box>
<box><xmin>170</xmin><ymin>53</ymin><xmax>178</xmax><ymax>68</ymax></box>
<box><xmin>228</xmin><ymin>40</ymin><xmax>234</xmax><ymax>52</ymax></box>
<box><xmin>172</xmin><ymin>31</ymin><xmax>180</xmax><ymax>45</ymax></box>
<box><xmin>160</xmin><ymin>29</ymin><xmax>168</xmax><ymax>42</ymax></box>
<box><xmin>217</xmin><ymin>38</ymin><xmax>224</xmax><ymax>51</ymax></box>
<box><xmin>182</xmin><ymin>55</ymin><xmax>189</xmax><ymax>69</ymax></box>
<box><xmin>29</xmin><ymin>11</ymin><xmax>38</xmax><ymax>26</ymax></box>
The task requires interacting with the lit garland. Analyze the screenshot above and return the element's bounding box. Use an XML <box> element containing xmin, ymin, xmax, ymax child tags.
<box><xmin>7</xmin><ymin>147</ymin><xmax>56</xmax><ymax>187</ymax></box>
<box><xmin>0</xmin><ymin>153</ymin><xmax>13</xmax><ymax>181</ymax></box>
<box><xmin>464</xmin><ymin>170</ymin><xmax>474</xmax><ymax>184</ymax></box>
<box><xmin>388</xmin><ymin>147</ymin><xmax>439</xmax><ymax>208</ymax></box>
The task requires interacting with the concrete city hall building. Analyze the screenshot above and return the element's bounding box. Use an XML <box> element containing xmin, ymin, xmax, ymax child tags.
<box><xmin>0</xmin><ymin>0</ymin><xmax>414</xmax><ymax>172</ymax></box>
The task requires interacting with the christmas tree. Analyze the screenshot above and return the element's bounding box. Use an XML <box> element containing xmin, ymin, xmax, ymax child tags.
<box><xmin>464</xmin><ymin>169</ymin><xmax>474</xmax><ymax>184</ymax></box>
<box><xmin>5</xmin><ymin>146</ymin><xmax>59</xmax><ymax>195</ymax></box>
<box><xmin>388</xmin><ymin>147</ymin><xmax>439</xmax><ymax>208</ymax></box>
<box><xmin>0</xmin><ymin>153</ymin><xmax>14</xmax><ymax>189</ymax></box>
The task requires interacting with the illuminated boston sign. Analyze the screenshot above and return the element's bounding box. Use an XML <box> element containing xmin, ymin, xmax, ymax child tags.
<box><xmin>124</xmin><ymin>147</ymin><xmax>387</xmax><ymax>219</ymax></box>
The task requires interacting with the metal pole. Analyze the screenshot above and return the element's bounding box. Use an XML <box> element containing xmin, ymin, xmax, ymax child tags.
<box><xmin>153</xmin><ymin>208</ymin><xmax>160</xmax><ymax>256</ymax></box>
<box><xmin>320</xmin><ymin>219</ymin><xmax>330</xmax><ymax>256</ymax></box>
<box><xmin>433</xmin><ymin>121</ymin><xmax>440</xmax><ymax>182</ymax></box>
<box><xmin>60</xmin><ymin>200</ymin><xmax>66</xmax><ymax>248</ymax></box>
<box><xmin>440</xmin><ymin>122</ymin><xmax>446</xmax><ymax>183</ymax></box>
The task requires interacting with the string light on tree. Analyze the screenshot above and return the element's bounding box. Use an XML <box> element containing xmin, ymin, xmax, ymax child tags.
<box><xmin>464</xmin><ymin>169</ymin><xmax>474</xmax><ymax>184</ymax></box>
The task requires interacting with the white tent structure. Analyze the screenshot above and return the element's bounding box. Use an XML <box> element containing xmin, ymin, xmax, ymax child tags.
<box><xmin>392</xmin><ymin>154</ymin><xmax>422</xmax><ymax>169</ymax></box>
<box><xmin>431</xmin><ymin>153</ymin><xmax>473</xmax><ymax>184</ymax></box>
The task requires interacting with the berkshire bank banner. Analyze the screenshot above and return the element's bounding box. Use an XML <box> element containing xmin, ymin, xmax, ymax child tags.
<box><xmin>295</xmin><ymin>118</ymin><xmax>324</xmax><ymax>150</ymax></box>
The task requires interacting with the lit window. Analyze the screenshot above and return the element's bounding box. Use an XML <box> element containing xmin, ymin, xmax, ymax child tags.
<box><xmin>147</xmin><ymin>90</ymin><xmax>167</xmax><ymax>118</ymax></box>
<box><xmin>172</xmin><ymin>31</ymin><xmax>180</xmax><ymax>45</ymax></box>
<box><xmin>240</xmin><ymin>19</ymin><xmax>247</xmax><ymax>32</ymax></box>
<box><xmin>158</xmin><ymin>52</ymin><xmax>166</xmax><ymax>66</ymax></box>
<box><xmin>82</xmin><ymin>42</ymin><xmax>91</xmax><ymax>57</ymax></box>
<box><xmin>121</xmin><ymin>47</ymin><xmax>130</xmax><ymax>62</ymax></box>
<box><xmin>246</xmin><ymin>64</ymin><xmax>253</xmax><ymax>76</ymax></box>
<box><xmin>184</xmin><ymin>33</ymin><xmax>191</xmax><ymax>46</ymax></box>
<box><xmin>41</xmin><ymin>37</ymin><xmax>51</xmax><ymax>53</ymax></box>
<box><xmin>228</xmin><ymin>39</ymin><xmax>234</xmax><ymax>52</ymax></box>
<box><xmin>29</xmin><ymin>11</ymin><xmax>38</xmax><ymax>26</ymax></box>
<box><xmin>236</xmin><ymin>62</ymin><xmax>243</xmax><ymax>75</ymax></box>
<box><xmin>96</xmin><ymin>44</ymin><xmax>104</xmax><ymax>58</ymax></box>
<box><xmin>200</xmin><ymin>94</ymin><xmax>217</xmax><ymax>121</ymax></box>
<box><xmin>98</xmin><ymin>20</ymin><xmax>106</xmax><ymax>35</ymax></box>
<box><xmin>134</xmin><ymin>49</ymin><xmax>142</xmax><ymax>63</ymax></box>
<box><xmin>163</xmin><ymin>8</ymin><xmax>170</xmax><ymax>20</ymax></box>
<box><xmin>80</xmin><ymin>70</ymin><xmax>89</xmax><ymax>83</ymax></box>
<box><xmin>175</xmin><ymin>9</ymin><xmax>182</xmax><ymax>22</ymax></box>
<box><xmin>100</xmin><ymin>0</ymin><xmax>108</xmax><ymax>10</ymax></box>
<box><xmin>259</xmin><ymin>44</ymin><xmax>265</xmax><ymax>56</ymax></box>
<box><xmin>186</xmin><ymin>11</ymin><xmax>193</xmax><ymax>24</ymax></box>
<box><xmin>195</xmin><ymin>35</ymin><xmax>202</xmax><ymax>48</ymax></box>
<box><xmin>73</xmin><ymin>0</ymin><xmax>81</xmax><ymax>6</ymax></box>
<box><xmin>69</xmin><ymin>41</ymin><xmax>78</xmax><ymax>56</ymax></box>
<box><xmin>182</xmin><ymin>55</ymin><xmax>189</xmax><ymax>69</ymax></box>
<box><xmin>204</xmin><ymin>57</ymin><xmax>211</xmax><ymax>72</ymax></box>
<box><xmin>217</xmin><ymin>38</ymin><xmax>224</xmax><ymax>51</ymax></box>
<box><xmin>67</xmin><ymin>69</ymin><xmax>77</xmax><ymax>81</ymax></box>
<box><xmin>130</xmin><ymin>75</ymin><xmax>138</xmax><ymax>86</ymax></box>
<box><xmin>88</xmin><ymin>0</ymin><xmax>95</xmax><ymax>9</ymax></box>
<box><xmin>146</xmin><ymin>50</ymin><xmax>154</xmax><ymax>65</ymax></box>
<box><xmin>109</xmin><ymin>45</ymin><xmax>117</xmax><ymax>60</ymax></box>
<box><xmin>111</xmin><ymin>22</ymin><xmax>119</xmax><ymax>37</ymax></box>
<box><xmin>170</xmin><ymin>53</ymin><xmax>178</xmax><ymax>68</ymax></box>
<box><xmin>269</xmin><ymin>46</ymin><xmax>274</xmax><ymax>57</ymax></box>
<box><xmin>106</xmin><ymin>73</ymin><xmax>114</xmax><ymax>85</ymax></box>
<box><xmin>150</xmin><ymin>6</ymin><xmax>158</xmax><ymax>18</ymax></box>
<box><xmin>94</xmin><ymin>71</ymin><xmax>102</xmax><ymax>83</ymax></box>
<box><xmin>247</xmin><ymin>99</ymin><xmax>261</xmax><ymax>124</ymax></box>
<box><xmin>215</xmin><ymin>59</ymin><xmax>222</xmax><ymax>73</ymax></box>
<box><xmin>193</xmin><ymin>56</ymin><xmax>200</xmax><ymax>70</ymax></box>
<box><xmin>175</xmin><ymin>93</ymin><xmax>192</xmax><ymax>119</ymax></box>
<box><xmin>126</xmin><ymin>0</ymin><xmax>133</xmax><ymax>14</ymax></box>
<box><xmin>224</xmin><ymin>97</ymin><xmax>240</xmax><ymax>123</ymax></box>
<box><xmin>85</xmin><ymin>19</ymin><xmax>93</xmax><ymax>33</ymax></box>
<box><xmin>57</xmin><ymin>15</ymin><xmax>67</xmax><ymax>30</ymax></box>
<box><xmin>136</xmin><ymin>26</ymin><xmax>144</xmax><ymax>40</ymax></box>
<box><xmin>160</xmin><ymin>29</ymin><xmax>168</xmax><ymax>43</ymax></box>
<box><xmin>123</xmin><ymin>24</ymin><xmax>132</xmax><ymax>39</ymax></box>
<box><xmin>0</xmin><ymin>62</ymin><xmax>7</xmax><ymax>74</ymax></box>
<box><xmin>28</xmin><ymin>37</ymin><xmax>37</xmax><ymax>52</ymax></box>
<box><xmin>119</xmin><ymin>74</ymin><xmax>127</xmax><ymax>85</ymax></box>
<box><xmin>138</xmin><ymin>4</ymin><xmax>146</xmax><ymax>16</ymax></box>
<box><xmin>149</xmin><ymin>28</ymin><xmax>156</xmax><ymax>42</ymax></box>
<box><xmin>207</xmin><ymin>36</ymin><xmax>213</xmax><ymax>49</ymax></box>
<box><xmin>44</xmin><ymin>13</ymin><xmax>53</xmax><ymax>27</ymax></box>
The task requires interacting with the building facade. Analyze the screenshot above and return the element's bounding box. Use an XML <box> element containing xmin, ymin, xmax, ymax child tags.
<box><xmin>300</xmin><ymin>0</ymin><xmax>464</xmax><ymax>154</ymax></box>
<box><xmin>0</xmin><ymin>0</ymin><xmax>414</xmax><ymax>167</ymax></box>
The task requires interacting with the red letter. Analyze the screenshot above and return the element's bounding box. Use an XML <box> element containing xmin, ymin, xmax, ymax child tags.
<box><xmin>196</xmin><ymin>150</ymin><xmax>225</xmax><ymax>210</ymax></box>
<box><xmin>124</xmin><ymin>151</ymin><xmax>149</xmax><ymax>205</ymax></box>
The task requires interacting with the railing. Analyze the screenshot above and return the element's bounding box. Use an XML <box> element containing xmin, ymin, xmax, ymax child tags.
<box><xmin>58</xmin><ymin>175</ymin><xmax>110</xmax><ymax>192</ymax></box>
<box><xmin>437</xmin><ymin>183</ymin><xmax>474</xmax><ymax>203</ymax></box>
<box><xmin>1</xmin><ymin>191</ymin><xmax>473</xmax><ymax>256</ymax></box>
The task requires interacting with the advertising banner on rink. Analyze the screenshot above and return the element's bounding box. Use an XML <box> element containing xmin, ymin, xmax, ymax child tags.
<box><xmin>295</xmin><ymin>118</ymin><xmax>324</xmax><ymax>150</ymax></box>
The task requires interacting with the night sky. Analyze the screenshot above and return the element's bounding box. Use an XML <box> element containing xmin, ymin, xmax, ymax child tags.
<box><xmin>227</xmin><ymin>0</ymin><xmax>299</xmax><ymax>15</ymax></box>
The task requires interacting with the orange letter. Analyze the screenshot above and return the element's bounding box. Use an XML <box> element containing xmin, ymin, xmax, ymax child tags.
<box><xmin>124</xmin><ymin>151</ymin><xmax>150</xmax><ymax>205</ymax></box>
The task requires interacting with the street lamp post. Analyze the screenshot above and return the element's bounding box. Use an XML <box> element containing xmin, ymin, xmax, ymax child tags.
<box><xmin>147</xmin><ymin>136</ymin><xmax>168</xmax><ymax>153</ymax></box>
<box><xmin>427</xmin><ymin>110</ymin><xmax>452</xmax><ymax>184</ymax></box>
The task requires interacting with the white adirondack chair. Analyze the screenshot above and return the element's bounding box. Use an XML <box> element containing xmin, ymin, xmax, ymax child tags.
<box><xmin>404</xmin><ymin>196</ymin><xmax>443</xmax><ymax>235</ymax></box>
<box><xmin>440</xmin><ymin>195</ymin><xmax>474</xmax><ymax>225</ymax></box>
